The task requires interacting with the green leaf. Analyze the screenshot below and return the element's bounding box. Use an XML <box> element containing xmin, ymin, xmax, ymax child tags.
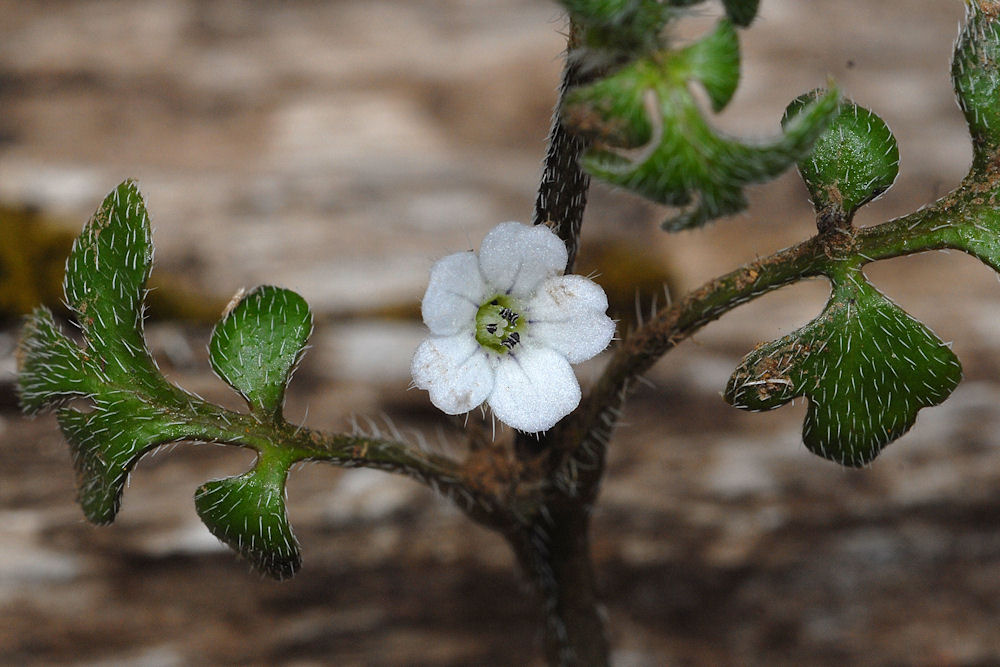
<box><xmin>561</xmin><ymin>0</ymin><xmax>671</xmax><ymax>58</ymax></box>
<box><xmin>680</xmin><ymin>15</ymin><xmax>740</xmax><ymax>112</ymax></box>
<box><xmin>195</xmin><ymin>454</ymin><xmax>301</xmax><ymax>580</ymax></box>
<box><xmin>17</xmin><ymin>307</ymin><xmax>94</xmax><ymax>414</ymax></box>
<box><xmin>209</xmin><ymin>285</ymin><xmax>313</xmax><ymax>422</ymax></box>
<box><xmin>952</xmin><ymin>0</ymin><xmax>1000</xmax><ymax>168</ymax></box>
<box><xmin>783</xmin><ymin>91</ymin><xmax>899</xmax><ymax>225</ymax></box>
<box><xmin>62</xmin><ymin>180</ymin><xmax>165</xmax><ymax>393</ymax></box>
<box><xmin>58</xmin><ymin>392</ymin><xmax>194</xmax><ymax>524</ymax></box>
<box><xmin>17</xmin><ymin>180</ymin><xmax>421</xmax><ymax>582</ymax></box>
<box><xmin>563</xmin><ymin>21</ymin><xmax>839</xmax><ymax>230</ymax></box>
<box><xmin>951</xmin><ymin>206</ymin><xmax>1000</xmax><ymax>274</ymax></box>
<box><xmin>17</xmin><ymin>181</ymin><xmax>196</xmax><ymax>523</ymax></box>
<box><xmin>721</xmin><ymin>0</ymin><xmax>760</xmax><ymax>27</ymax></box>
<box><xmin>724</xmin><ymin>268</ymin><xmax>962</xmax><ymax>466</ymax></box>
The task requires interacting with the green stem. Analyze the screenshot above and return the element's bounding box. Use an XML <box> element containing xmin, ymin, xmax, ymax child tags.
<box><xmin>142</xmin><ymin>393</ymin><xmax>489</xmax><ymax>517</ymax></box>
<box><xmin>558</xmin><ymin>178</ymin><xmax>1000</xmax><ymax>460</ymax></box>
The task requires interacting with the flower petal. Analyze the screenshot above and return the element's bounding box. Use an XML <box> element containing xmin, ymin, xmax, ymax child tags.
<box><xmin>421</xmin><ymin>251</ymin><xmax>489</xmax><ymax>336</ymax></box>
<box><xmin>478</xmin><ymin>222</ymin><xmax>568</xmax><ymax>298</ymax></box>
<box><xmin>488</xmin><ymin>347</ymin><xmax>581</xmax><ymax>432</ymax></box>
<box><xmin>526</xmin><ymin>275</ymin><xmax>616</xmax><ymax>363</ymax></box>
<box><xmin>411</xmin><ymin>333</ymin><xmax>494</xmax><ymax>414</ymax></box>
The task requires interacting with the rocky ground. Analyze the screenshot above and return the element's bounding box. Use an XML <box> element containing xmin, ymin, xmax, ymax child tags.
<box><xmin>2</xmin><ymin>1</ymin><xmax>1000</xmax><ymax>665</ymax></box>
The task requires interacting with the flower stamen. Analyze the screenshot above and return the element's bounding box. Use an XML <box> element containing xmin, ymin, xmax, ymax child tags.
<box><xmin>476</xmin><ymin>295</ymin><xmax>526</xmax><ymax>354</ymax></box>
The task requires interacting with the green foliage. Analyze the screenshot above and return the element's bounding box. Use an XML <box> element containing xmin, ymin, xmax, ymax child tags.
<box><xmin>560</xmin><ymin>0</ymin><xmax>760</xmax><ymax>61</ymax></box>
<box><xmin>18</xmin><ymin>307</ymin><xmax>95</xmax><ymax>414</ymax></box>
<box><xmin>62</xmin><ymin>181</ymin><xmax>157</xmax><ymax>380</ymax></box>
<box><xmin>725</xmin><ymin>267</ymin><xmax>962</xmax><ymax>467</ymax></box>
<box><xmin>952</xmin><ymin>0</ymin><xmax>1000</xmax><ymax>168</ymax></box>
<box><xmin>720</xmin><ymin>2</ymin><xmax>1000</xmax><ymax>467</ymax></box>
<box><xmin>950</xmin><ymin>203</ymin><xmax>1000</xmax><ymax>274</ymax></box>
<box><xmin>210</xmin><ymin>286</ymin><xmax>313</xmax><ymax>423</ymax></box>
<box><xmin>562</xmin><ymin>0</ymin><xmax>672</xmax><ymax>60</ymax></box>
<box><xmin>19</xmin><ymin>182</ymin><xmax>199</xmax><ymax>523</ymax></box>
<box><xmin>195</xmin><ymin>453</ymin><xmax>301</xmax><ymax>580</ymax></box>
<box><xmin>15</xmin><ymin>1</ymin><xmax>1000</xmax><ymax>611</ymax></box>
<box><xmin>17</xmin><ymin>180</ymin><xmax>315</xmax><ymax>576</ymax></box>
<box><xmin>720</xmin><ymin>0</ymin><xmax>760</xmax><ymax>27</ymax></box>
<box><xmin>783</xmin><ymin>91</ymin><xmax>899</xmax><ymax>226</ymax></box>
<box><xmin>563</xmin><ymin>21</ymin><xmax>839</xmax><ymax>230</ymax></box>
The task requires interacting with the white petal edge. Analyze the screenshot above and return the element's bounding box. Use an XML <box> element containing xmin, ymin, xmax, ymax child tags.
<box><xmin>526</xmin><ymin>275</ymin><xmax>616</xmax><ymax>364</ymax></box>
<box><xmin>488</xmin><ymin>346</ymin><xmax>581</xmax><ymax>432</ymax></box>
<box><xmin>411</xmin><ymin>333</ymin><xmax>495</xmax><ymax>415</ymax></box>
<box><xmin>421</xmin><ymin>251</ymin><xmax>490</xmax><ymax>336</ymax></box>
<box><xmin>478</xmin><ymin>222</ymin><xmax>568</xmax><ymax>298</ymax></box>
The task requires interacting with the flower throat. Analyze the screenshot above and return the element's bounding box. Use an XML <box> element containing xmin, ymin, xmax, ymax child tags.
<box><xmin>475</xmin><ymin>295</ymin><xmax>525</xmax><ymax>354</ymax></box>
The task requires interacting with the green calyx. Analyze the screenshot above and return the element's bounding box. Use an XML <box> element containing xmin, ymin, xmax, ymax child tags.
<box><xmin>475</xmin><ymin>295</ymin><xmax>526</xmax><ymax>354</ymax></box>
<box><xmin>783</xmin><ymin>90</ymin><xmax>899</xmax><ymax>228</ymax></box>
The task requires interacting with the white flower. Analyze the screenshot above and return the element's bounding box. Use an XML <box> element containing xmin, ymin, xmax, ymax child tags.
<box><xmin>411</xmin><ymin>222</ymin><xmax>616</xmax><ymax>432</ymax></box>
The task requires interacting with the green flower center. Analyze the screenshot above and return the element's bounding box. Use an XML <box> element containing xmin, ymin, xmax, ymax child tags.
<box><xmin>475</xmin><ymin>295</ymin><xmax>526</xmax><ymax>354</ymax></box>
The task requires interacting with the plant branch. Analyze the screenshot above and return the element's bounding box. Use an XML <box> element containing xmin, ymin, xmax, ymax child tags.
<box><xmin>555</xmin><ymin>176</ymin><xmax>1000</xmax><ymax>463</ymax></box>
<box><xmin>508</xmin><ymin>512</ymin><xmax>609</xmax><ymax>667</ymax></box>
<box><xmin>239</xmin><ymin>414</ymin><xmax>492</xmax><ymax>514</ymax></box>
<box><xmin>532</xmin><ymin>22</ymin><xmax>595</xmax><ymax>273</ymax></box>
<box><xmin>135</xmin><ymin>393</ymin><xmax>489</xmax><ymax>518</ymax></box>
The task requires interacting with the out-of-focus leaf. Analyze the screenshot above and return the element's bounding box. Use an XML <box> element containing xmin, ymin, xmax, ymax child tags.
<box><xmin>563</xmin><ymin>21</ymin><xmax>839</xmax><ymax>230</ymax></box>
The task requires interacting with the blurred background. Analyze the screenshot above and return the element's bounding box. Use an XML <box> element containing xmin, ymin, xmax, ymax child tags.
<box><xmin>3</xmin><ymin>1</ymin><xmax>1000</xmax><ymax>664</ymax></box>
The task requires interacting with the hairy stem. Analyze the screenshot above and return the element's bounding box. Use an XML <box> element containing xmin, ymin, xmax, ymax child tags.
<box><xmin>153</xmin><ymin>396</ymin><xmax>488</xmax><ymax>517</ymax></box>
<box><xmin>510</xmin><ymin>511</ymin><xmax>609</xmax><ymax>667</ymax></box>
<box><xmin>532</xmin><ymin>23</ymin><xmax>594</xmax><ymax>272</ymax></box>
<box><xmin>500</xmin><ymin>23</ymin><xmax>613</xmax><ymax>666</ymax></box>
<box><xmin>560</xmin><ymin>179</ymin><xmax>998</xmax><ymax>459</ymax></box>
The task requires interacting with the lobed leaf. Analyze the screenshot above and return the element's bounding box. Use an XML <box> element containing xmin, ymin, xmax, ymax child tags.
<box><xmin>725</xmin><ymin>268</ymin><xmax>962</xmax><ymax>467</ymax></box>
<box><xmin>62</xmin><ymin>180</ymin><xmax>166</xmax><ymax>394</ymax></box>
<box><xmin>209</xmin><ymin>286</ymin><xmax>313</xmax><ymax>423</ymax></box>
<box><xmin>951</xmin><ymin>206</ymin><xmax>1000</xmax><ymax>274</ymax></box>
<box><xmin>561</xmin><ymin>0</ymin><xmax>671</xmax><ymax>59</ymax></box>
<box><xmin>18</xmin><ymin>307</ymin><xmax>94</xmax><ymax>414</ymax></box>
<box><xmin>783</xmin><ymin>91</ymin><xmax>899</xmax><ymax>226</ymax></box>
<box><xmin>58</xmin><ymin>392</ymin><xmax>194</xmax><ymax>524</ymax></box>
<box><xmin>195</xmin><ymin>454</ymin><xmax>301</xmax><ymax>580</ymax></box>
<box><xmin>952</xmin><ymin>0</ymin><xmax>1000</xmax><ymax>168</ymax></box>
<box><xmin>17</xmin><ymin>181</ymin><xmax>311</xmax><ymax>577</ymax></box>
<box><xmin>678</xmin><ymin>13</ymin><xmax>740</xmax><ymax>112</ymax></box>
<box><xmin>17</xmin><ymin>182</ymin><xmax>196</xmax><ymax>522</ymax></box>
<box><xmin>563</xmin><ymin>21</ymin><xmax>839</xmax><ymax>230</ymax></box>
